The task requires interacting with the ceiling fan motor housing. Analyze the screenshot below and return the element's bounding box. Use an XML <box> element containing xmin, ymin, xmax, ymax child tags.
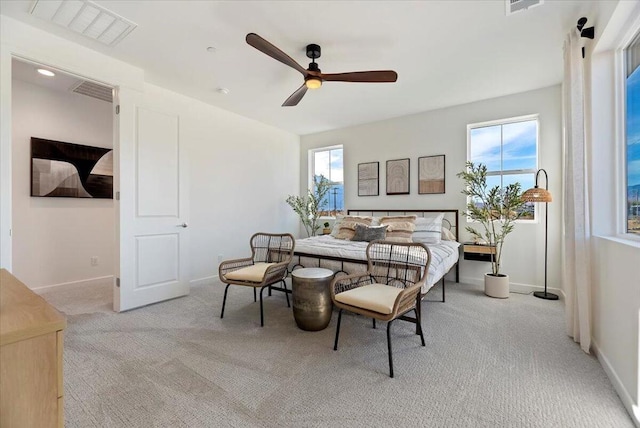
<box><xmin>306</xmin><ymin>43</ymin><xmax>321</xmax><ymax>60</ymax></box>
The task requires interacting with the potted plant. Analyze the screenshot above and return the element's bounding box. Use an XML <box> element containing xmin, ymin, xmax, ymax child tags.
<box><xmin>286</xmin><ymin>175</ymin><xmax>332</xmax><ymax>237</ymax></box>
<box><xmin>322</xmin><ymin>221</ymin><xmax>331</xmax><ymax>235</ymax></box>
<box><xmin>457</xmin><ymin>162</ymin><xmax>525</xmax><ymax>298</ymax></box>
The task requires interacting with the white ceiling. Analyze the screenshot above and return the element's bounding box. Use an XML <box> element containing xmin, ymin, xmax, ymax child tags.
<box><xmin>1</xmin><ymin>1</ymin><xmax>613</xmax><ymax>135</ymax></box>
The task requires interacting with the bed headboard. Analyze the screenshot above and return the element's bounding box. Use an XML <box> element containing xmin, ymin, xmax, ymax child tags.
<box><xmin>346</xmin><ymin>209</ymin><xmax>459</xmax><ymax>242</ymax></box>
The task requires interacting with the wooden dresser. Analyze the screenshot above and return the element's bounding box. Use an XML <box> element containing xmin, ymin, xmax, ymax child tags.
<box><xmin>0</xmin><ymin>269</ymin><xmax>66</xmax><ymax>427</ymax></box>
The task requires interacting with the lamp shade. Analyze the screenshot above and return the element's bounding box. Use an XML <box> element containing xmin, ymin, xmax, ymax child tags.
<box><xmin>522</xmin><ymin>187</ymin><xmax>552</xmax><ymax>203</ymax></box>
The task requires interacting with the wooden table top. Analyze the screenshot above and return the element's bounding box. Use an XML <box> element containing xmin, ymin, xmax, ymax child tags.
<box><xmin>0</xmin><ymin>269</ymin><xmax>66</xmax><ymax>346</ymax></box>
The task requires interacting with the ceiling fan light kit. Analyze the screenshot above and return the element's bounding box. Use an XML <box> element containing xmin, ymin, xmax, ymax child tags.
<box><xmin>246</xmin><ymin>33</ymin><xmax>398</xmax><ymax>106</ymax></box>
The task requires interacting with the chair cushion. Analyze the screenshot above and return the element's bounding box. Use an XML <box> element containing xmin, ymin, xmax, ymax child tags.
<box><xmin>334</xmin><ymin>283</ymin><xmax>403</xmax><ymax>315</ymax></box>
<box><xmin>224</xmin><ymin>262</ymin><xmax>276</xmax><ymax>282</ymax></box>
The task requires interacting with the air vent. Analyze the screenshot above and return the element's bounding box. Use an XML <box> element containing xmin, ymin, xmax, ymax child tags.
<box><xmin>30</xmin><ymin>0</ymin><xmax>137</xmax><ymax>46</ymax></box>
<box><xmin>506</xmin><ymin>0</ymin><xmax>543</xmax><ymax>15</ymax></box>
<box><xmin>71</xmin><ymin>80</ymin><xmax>113</xmax><ymax>103</ymax></box>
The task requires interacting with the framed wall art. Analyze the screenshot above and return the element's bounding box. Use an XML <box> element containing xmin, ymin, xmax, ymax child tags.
<box><xmin>418</xmin><ymin>155</ymin><xmax>445</xmax><ymax>194</ymax></box>
<box><xmin>358</xmin><ymin>162</ymin><xmax>379</xmax><ymax>196</ymax></box>
<box><xmin>31</xmin><ymin>137</ymin><xmax>113</xmax><ymax>199</ymax></box>
<box><xmin>386</xmin><ymin>158</ymin><xmax>410</xmax><ymax>195</ymax></box>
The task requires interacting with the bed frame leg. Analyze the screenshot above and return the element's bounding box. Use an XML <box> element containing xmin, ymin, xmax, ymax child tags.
<box><xmin>442</xmin><ymin>277</ymin><xmax>446</xmax><ymax>303</ymax></box>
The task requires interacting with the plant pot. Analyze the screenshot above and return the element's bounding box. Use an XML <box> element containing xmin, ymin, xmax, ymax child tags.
<box><xmin>484</xmin><ymin>273</ymin><xmax>509</xmax><ymax>299</ymax></box>
<box><xmin>322</xmin><ymin>228</ymin><xmax>331</xmax><ymax>235</ymax></box>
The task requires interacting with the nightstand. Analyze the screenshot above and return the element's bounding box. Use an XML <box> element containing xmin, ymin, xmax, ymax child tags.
<box><xmin>463</xmin><ymin>242</ymin><xmax>496</xmax><ymax>262</ymax></box>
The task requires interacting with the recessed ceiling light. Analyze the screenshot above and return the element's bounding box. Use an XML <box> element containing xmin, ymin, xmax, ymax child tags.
<box><xmin>216</xmin><ymin>87</ymin><xmax>229</xmax><ymax>95</ymax></box>
<box><xmin>206</xmin><ymin>46</ymin><xmax>217</xmax><ymax>53</ymax></box>
<box><xmin>37</xmin><ymin>69</ymin><xmax>55</xmax><ymax>77</ymax></box>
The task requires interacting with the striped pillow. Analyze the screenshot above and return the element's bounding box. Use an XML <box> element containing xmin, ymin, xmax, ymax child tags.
<box><xmin>412</xmin><ymin>214</ymin><xmax>444</xmax><ymax>244</ymax></box>
<box><xmin>380</xmin><ymin>216</ymin><xmax>416</xmax><ymax>243</ymax></box>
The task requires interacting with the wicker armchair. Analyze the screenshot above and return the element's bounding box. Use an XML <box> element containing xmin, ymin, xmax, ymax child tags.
<box><xmin>219</xmin><ymin>232</ymin><xmax>295</xmax><ymax>326</ymax></box>
<box><xmin>331</xmin><ymin>241</ymin><xmax>431</xmax><ymax>377</ymax></box>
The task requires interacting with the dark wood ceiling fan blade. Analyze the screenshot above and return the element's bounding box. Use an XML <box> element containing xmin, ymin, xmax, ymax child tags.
<box><xmin>319</xmin><ymin>70</ymin><xmax>398</xmax><ymax>82</ymax></box>
<box><xmin>246</xmin><ymin>33</ymin><xmax>307</xmax><ymax>76</ymax></box>
<box><xmin>282</xmin><ymin>84</ymin><xmax>308</xmax><ymax>107</ymax></box>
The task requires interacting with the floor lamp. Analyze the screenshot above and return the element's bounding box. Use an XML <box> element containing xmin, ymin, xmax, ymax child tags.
<box><xmin>522</xmin><ymin>169</ymin><xmax>558</xmax><ymax>300</ymax></box>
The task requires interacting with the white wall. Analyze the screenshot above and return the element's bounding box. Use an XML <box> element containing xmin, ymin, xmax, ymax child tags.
<box><xmin>588</xmin><ymin>1</ymin><xmax>640</xmax><ymax>421</ymax></box>
<box><xmin>12</xmin><ymin>78</ymin><xmax>114</xmax><ymax>288</ymax></box>
<box><xmin>300</xmin><ymin>85</ymin><xmax>562</xmax><ymax>291</ymax></box>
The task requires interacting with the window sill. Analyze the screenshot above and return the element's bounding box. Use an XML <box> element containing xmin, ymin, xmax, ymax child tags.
<box><xmin>594</xmin><ymin>234</ymin><xmax>640</xmax><ymax>249</ymax></box>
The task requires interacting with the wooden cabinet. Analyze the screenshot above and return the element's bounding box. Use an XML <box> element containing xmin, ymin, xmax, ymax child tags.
<box><xmin>463</xmin><ymin>242</ymin><xmax>496</xmax><ymax>262</ymax></box>
<box><xmin>0</xmin><ymin>269</ymin><xmax>66</xmax><ymax>427</ymax></box>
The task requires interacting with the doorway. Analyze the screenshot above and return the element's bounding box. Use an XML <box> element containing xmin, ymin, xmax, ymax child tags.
<box><xmin>10</xmin><ymin>57</ymin><xmax>116</xmax><ymax>312</ymax></box>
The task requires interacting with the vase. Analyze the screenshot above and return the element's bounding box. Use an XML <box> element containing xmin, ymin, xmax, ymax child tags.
<box><xmin>484</xmin><ymin>273</ymin><xmax>509</xmax><ymax>298</ymax></box>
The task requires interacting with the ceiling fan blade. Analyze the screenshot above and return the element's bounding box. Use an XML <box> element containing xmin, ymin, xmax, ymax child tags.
<box><xmin>246</xmin><ymin>33</ymin><xmax>307</xmax><ymax>76</ymax></box>
<box><xmin>282</xmin><ymin>84</ymin><xmax>308</xmax><ymax>107</ymax></box>
<box><xmin>318</xmin><ymin>70</ymin><xmax>398</xmax><ymax>83</ymax></box>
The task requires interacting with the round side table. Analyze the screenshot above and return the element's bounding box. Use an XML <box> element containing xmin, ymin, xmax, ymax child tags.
<box><xmin>291</xmin><ymin>268</ymin><xmax>334</xmax><ymax>331</ymax></box>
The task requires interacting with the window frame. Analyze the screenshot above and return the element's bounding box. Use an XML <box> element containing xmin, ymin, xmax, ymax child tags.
<box><xmin>308</xmin><ymin>144</ymin><xmax>344</xmax><ymax>218</ymax></box>
<box><xmin>618</xmin><ymin>25</ymin><xmax>640</xmax><ymax>240</ymax></box>
<box><xmin>466</xmin><ymin>114</ymin><xmax>540</xmax><ymax>223</ymax></box>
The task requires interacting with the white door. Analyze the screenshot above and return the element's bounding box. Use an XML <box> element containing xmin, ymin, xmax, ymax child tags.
<box><xmin>114</xmin><ymin>88</ymin><xmax>189</xmax><ymax>311</ymax></box>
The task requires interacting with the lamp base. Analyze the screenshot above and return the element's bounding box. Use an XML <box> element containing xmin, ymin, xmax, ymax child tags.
<box><xmin>534</xmin><ymin>291</ymin><xmax>559</xmax><ymax>300</ymax></box>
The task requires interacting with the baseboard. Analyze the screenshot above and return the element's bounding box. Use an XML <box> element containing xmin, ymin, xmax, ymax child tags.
<box><xmin>190</xmin><ymin>275</ymin><xmax>218</xmax><ymax>287</ymax></box>
<box><xmin>592</xmin><ymin>339</ymin><xmax>640</xmax><ymax>427</ymax></box>
<box><xmin>32</xmin><ymin>275</ymin><xmax>114</xmax><ymax>293</ymax></box>
<box><xmin>459</xmin><ymin>276</ymin><xmax>566</xmax><ymax>299</ymax></box>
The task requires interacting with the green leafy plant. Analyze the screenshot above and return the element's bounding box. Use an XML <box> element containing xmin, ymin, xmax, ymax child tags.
<box><xmin>457</xmin><ymin>162</ymin><xmax>525</xmax><ymax>276</ymax></box>
<box><xmin>286</xmin><ymin>175</ymin><xmax>332</xmax><ymax>237</ymax></box>
<box><xmin>323</xmin><ymin>222</ymin><xmax>330</xmax><ymax>228</ymax></box>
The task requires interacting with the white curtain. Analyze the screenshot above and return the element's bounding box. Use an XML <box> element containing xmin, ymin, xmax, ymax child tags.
<box><xmin>563</xmin><ymin>30</ymin><xmax>591</xmax><ymax>353</ymax></box>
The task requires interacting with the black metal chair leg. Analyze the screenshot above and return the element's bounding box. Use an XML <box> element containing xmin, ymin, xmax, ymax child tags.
<box><xmin>259</xmin><ymin>286</ymin><xmax>267</xmax><ymax>327</ymax></box>
<box><xmin>268</xmin><ymin>285</ymin><xmax>272</xmax><ymax>297</ymax></box>
<box><xmin>220</xmin><ymin>284</ymin><xmax>231</xmax><ymax>318</ymax></box>
<box><xmin>415</xmin><ymin>294</ymin><xmax>421</xmax><ymax>335</ymax></box>
<box><xmin>415</xmin><ymin>308</ymin><xmax>425</xmax><ymax>346</ymax></box>
<box><xmin>387</xmin><ymin>320</ymin><xmax>394</xmax><ymax>378</ymax></box>
<box><xmin>253</xmin><ymin>288</ymin><xmax>257</xmax><ymax>302</ymax></box>
<box><xmin>334</xmin><ymin>309</ymin><xmax>343</xmax><ymax>350</ymax></box>
<box><xmin>372</xmin><ymin>318</ymin><xmax>376</xmax><ymax>329</ymax></box>
<box><xmin>282</xmin><ymin>279</ymin><xmax>290</xmax><ymax>307</ymax></box>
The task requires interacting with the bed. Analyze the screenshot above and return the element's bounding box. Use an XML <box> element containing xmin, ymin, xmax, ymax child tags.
<box><xmin>290</xmin><ymin>209</ymin><xmax>460</xmax><ymax>301</ymax></box>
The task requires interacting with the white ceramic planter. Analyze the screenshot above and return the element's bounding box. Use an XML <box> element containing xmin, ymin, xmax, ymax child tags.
<box><xmin>485</xmin><ymin>273</ymin><xmax>509</xmax><ymax>298</ymax></box>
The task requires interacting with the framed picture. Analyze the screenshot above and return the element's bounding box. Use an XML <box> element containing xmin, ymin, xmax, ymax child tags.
<box><xmin>358</xmin><ymin>162</ymin><xmax>379</xmax><ymax>196</ymax></box>
<box><xmin>418</xmin><ymin>155</ymin><xmax>445</xmax><ymax>194</ymax></box>
<box><xmin>31</xmin><ymin>137</ymin><xmax>113</xmax><ymax>198</ymax></box>
<box><xmin>386</xmin><ymin>158</ymin><xmax>410</xmax><ymax>195</ymax></box>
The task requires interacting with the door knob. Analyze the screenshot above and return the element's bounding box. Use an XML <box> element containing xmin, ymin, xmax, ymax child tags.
<box><xmin>178</xmin><ymin>223</ymin><xmax>188</xmax><ymax>228</ymax></box>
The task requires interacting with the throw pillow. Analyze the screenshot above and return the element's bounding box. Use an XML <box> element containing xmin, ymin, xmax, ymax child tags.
<box><xmin>330</xmin><ymin>214</ymin><xmax>345</xmax><ymax>237</ymax></box>
<box><xmin>412</xmin><ymin>213</ymin><xmax>444</xmax><ymax>244</ymax></box>
<box><xmin>441</xmin><ymin>227</ymin><xmax>457</xmax><ymax>241</ymax></box>
<box><xmin>352</xmin><ymin>224</ymin><xmax>388</xmax><ymax>242</ymax></box>
<box><xmin>383</xmin><ymin>221</ymin><xmax>416</xmax><ymax>243</ymax></box>
<box><xmin>380</xmin><ymin>215</ymin><xmax>417</xmax><ymax>243</ymax></box>
<box><xmin>334</xmin><ymin>216</ymin><xmax>373</xmax><ymax>240</ymax></box>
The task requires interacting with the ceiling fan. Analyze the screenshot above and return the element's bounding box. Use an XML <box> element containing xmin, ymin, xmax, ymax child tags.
<box><xmin>246</xmin><ymin>33</ymin><xmax>398</xmax><ymax>107</ymax></box>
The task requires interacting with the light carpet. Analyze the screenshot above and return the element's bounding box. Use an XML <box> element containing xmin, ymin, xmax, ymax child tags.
<box><xmin>40</xmin><ymin>280</ymin><xmax>633</xmax><ymax>427</ymax></box>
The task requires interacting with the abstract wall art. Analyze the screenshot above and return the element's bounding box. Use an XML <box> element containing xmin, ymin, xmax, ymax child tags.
<box><xmin>418</xmin><ymin>155</ymin><xmax>445</xmax><ymax>194</ymax></box>
<box><xmin>386</xmin><ymin>158</ymin><xmax>410</xmax><ymax>195</ymax></box>
<box><xmin>31</xmin><ymin>137</ymin><xmax>113</xmax><ymax>199</ymax></box>
<box><xmin>358</xmin><ymin>162</ymin><xmax>379</xmax><ymax>196</ymax></box>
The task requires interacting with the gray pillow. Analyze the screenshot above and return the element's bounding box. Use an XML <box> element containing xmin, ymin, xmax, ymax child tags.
<box><xmin>351</xmin><ymin>224</ymin><xmax>388</xmax><ymax>242</ymax></box>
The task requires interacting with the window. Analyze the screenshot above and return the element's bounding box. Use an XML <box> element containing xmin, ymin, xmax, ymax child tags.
<box><xmin>311</xmin><ymin>145</ymin><xmax>344</xmax><ymax>217</ymax></box>
<box><xmin>625</xmin><ymin>32</ymin><xmax>640</xmax><ymax>235</ymax></box>
<box><xmin>468</xmin><ymin>116</ymin><xmax>538</xmax><ymax>220</ymax></box>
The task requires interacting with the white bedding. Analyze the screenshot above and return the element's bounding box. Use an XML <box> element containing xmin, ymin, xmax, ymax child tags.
<box><xmin>292</xmin><ymin>235</ymin><xmax>460</xmax><ymax>293</ymax></box>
